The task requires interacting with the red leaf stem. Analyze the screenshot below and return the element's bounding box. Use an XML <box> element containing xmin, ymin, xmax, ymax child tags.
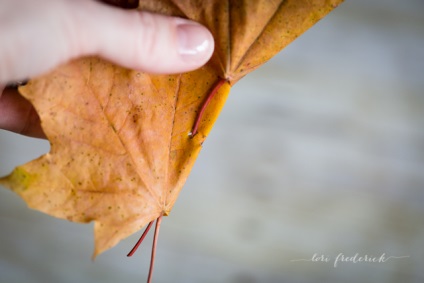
<box><xmin>147</xmin><ymin>214</ymin><xmax>163</xmax><ymax>283</ymax></box>
<box><xmin>127</xmin><ymin>220</ymin><xmax>154</xmax><ymax>257</ymax></box>
<box><xmin>190</xmin><ymin>78</ymin><xmax>227</xmax><ymax>137</ymax></box>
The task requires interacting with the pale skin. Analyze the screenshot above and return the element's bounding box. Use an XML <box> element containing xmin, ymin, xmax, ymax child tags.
<box><xmin>0</xmin><ymin>0</ymin><xmax>215</xmax><ymax>138</ymax></box>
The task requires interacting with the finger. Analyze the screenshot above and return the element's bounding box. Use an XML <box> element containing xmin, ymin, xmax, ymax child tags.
<box><xmin>0</xmin><ymin>87</ymin><xmax>46</xmax><ymax>139</ymax></box>
<box><xmin>76</xmin><ymin>1</ymin><xmax>215</xmax><ymax>74</ymax></box>
<box><xmin>0</xmin><ymin>0</ymin><xmax>214</xmax><ymax>84</ymax></box>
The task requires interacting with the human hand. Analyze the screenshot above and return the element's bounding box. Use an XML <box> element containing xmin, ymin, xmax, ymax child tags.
<box><xmin>0</xmin><ymin>0</ymin><xmax>215</xmax><ymax>138</ymax></box>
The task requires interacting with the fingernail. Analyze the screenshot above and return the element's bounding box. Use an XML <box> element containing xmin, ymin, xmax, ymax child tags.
<box><xmin>177</xmin><ymin>23</ymin><xmax>213</xmax><ymax>62</ymax></box>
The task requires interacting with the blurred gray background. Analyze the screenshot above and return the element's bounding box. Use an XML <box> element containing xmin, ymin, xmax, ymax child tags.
<box><xmin>1</xmin><ymin>0</ymin><xmax>423</xmax><ymax>282</ymax></box>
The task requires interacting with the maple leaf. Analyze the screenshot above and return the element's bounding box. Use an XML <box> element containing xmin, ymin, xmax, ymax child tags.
<box><xmin>0</xmin><ymin>0</ymin><xmax>343</xmax><ymax>261</ymax></box>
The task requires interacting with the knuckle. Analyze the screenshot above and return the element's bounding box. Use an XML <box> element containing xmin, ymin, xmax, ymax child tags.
<box><xmin>133</xmin><ymin>12</ymin><xmax>172</xmax><ymax>69</ymax></box>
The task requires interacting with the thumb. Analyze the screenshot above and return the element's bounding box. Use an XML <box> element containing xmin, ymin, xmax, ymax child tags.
<box><xmin>0</xmin><ymin>0</ymin><xmax>215</xmax><ymax>84</ymax></box>
<box><xmin>80</xmin><ymin>2</ymin><xmax>215</xmax><ymax>74</ymax></box>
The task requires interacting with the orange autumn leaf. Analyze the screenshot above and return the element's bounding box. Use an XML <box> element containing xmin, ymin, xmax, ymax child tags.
<box><xmin>0</xmin><ymin>0</ymin><xmax>343</xmax><ymax>257</ymax></box>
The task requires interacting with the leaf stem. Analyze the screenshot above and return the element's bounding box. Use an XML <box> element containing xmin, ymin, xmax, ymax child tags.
<box><xmin>127</xmin><ymin>214</ymin><xmax>163</xmax><ymax>283</ymax></box>
<box><xmin>147</xmin><ymin>214</ymin><xmax>163</xmax><ymax>283</ymax></box>
<box><xmin>127</xmin><ymin>220</ymin><xmax>154</xmax><ymax>257</ymax></box>
<box><xmin>190</xmin><ymin>78</ymin><xmax>227</xmax><ymax>137</ymax></box>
